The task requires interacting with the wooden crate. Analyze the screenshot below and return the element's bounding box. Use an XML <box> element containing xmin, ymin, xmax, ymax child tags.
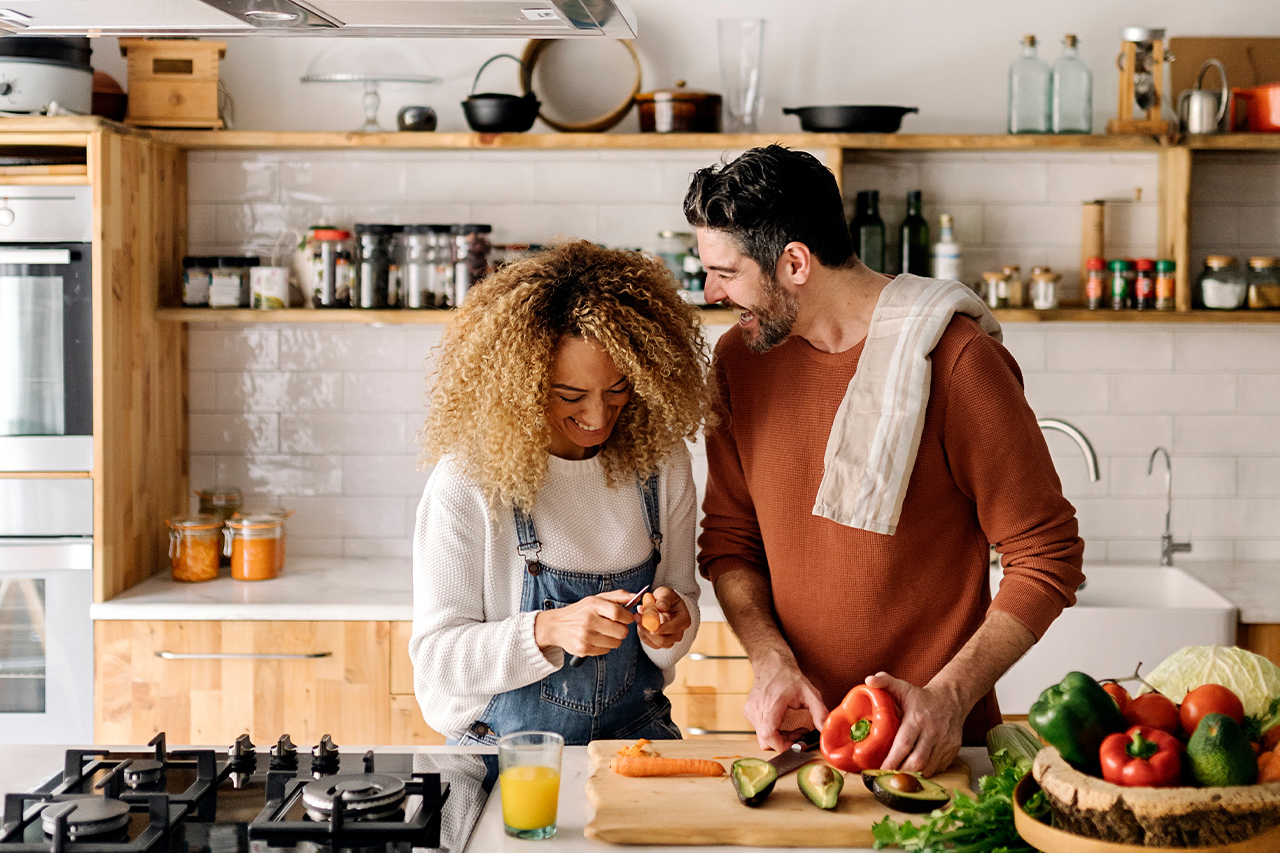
<box><xmin>119</xmin><ymin>38</ymin><xmax>226</xmax><ymax>129</ymax></box>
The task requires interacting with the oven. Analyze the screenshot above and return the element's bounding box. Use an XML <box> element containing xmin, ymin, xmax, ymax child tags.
<box><xmin>0</xmin><ymin>185</ymin><xmax>92</xmax><ymax>472</ymax></box>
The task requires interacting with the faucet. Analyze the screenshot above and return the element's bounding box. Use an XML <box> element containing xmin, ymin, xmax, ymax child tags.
<box><xmin>1037</xmin><ymin>418</ymin><xmax>1100</xmax><ymax>483</ymax></box>
<box><xmin>1147</xmin><ymin>446</ymin><xmax>1192</xmax><ymax>566</ymax></box>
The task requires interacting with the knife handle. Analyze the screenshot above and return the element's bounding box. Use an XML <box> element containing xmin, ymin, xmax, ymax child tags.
<box><xmin>567</xmin><ymin>654</ymin><xmax>586</xmax><ymax>668</ymax></box>
<box><xmin>791</xmin><ymin>728</ymin><xmax>822</xmax><ymax>752</ymax></box>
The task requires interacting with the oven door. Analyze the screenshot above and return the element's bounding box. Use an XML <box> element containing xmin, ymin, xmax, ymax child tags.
<box><xmin>0</xmin><ymin>538</ymin><xmax>93</xmax><ymax>744</ymax></box>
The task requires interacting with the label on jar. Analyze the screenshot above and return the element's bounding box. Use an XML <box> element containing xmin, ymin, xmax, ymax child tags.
<box><xmin>209</xmin><ymin>270</ymin><xmax>243</xmax><ymax>308</ymax></box>
<box><xmin>183</xmin><ymin>269</ymin><xmax>210</xmax><ymax>306</ymax></box>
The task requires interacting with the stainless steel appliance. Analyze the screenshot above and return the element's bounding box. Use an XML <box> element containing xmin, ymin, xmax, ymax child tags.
<box><xmin>0</xmin><ymin>733</ymin><xmax>493</xmax><ymax>853</ymax></box>
<box><xmin>0</xmin><ymin>185</ymin><xmax>92</xmax><ymax>473</ymax></box>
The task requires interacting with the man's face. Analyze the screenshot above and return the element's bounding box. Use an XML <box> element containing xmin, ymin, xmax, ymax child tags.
<box><xmin>696</xmin><ymin>227</ymin><xmax>798</xmax><ymax>354</ymax></box>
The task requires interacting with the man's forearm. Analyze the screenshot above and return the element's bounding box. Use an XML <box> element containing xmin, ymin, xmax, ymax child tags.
<box><xmin>712</xmin><ymin>568</ymin><xmax>796</xmax><ymax>667</ymax></box>
<box><xmin>927</xmin><ymin>609</ymin><xmax>1036</xmax><ymax>712</ymax></box>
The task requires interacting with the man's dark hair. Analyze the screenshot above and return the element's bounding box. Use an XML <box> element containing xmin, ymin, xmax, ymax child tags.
<box><xmin>683</xmin><ymin>145</ymin><xmax>855</xmax><ymax>276</ymax></box>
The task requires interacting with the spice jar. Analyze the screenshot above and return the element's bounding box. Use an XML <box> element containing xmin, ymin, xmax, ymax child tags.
<box><xmin>1247</xmin><ymin>257</ymin><xmax>1280</xmax><ymax>309</ymax></box>
<box><xmin>182</xmin><ymin>257</ymin><xmax>212</xmax><ymax>307</ymax></box>
<box><xmin>981</xmin><ymin>271</ymin><xmax>1009</xmax><ymax>309</ymax></box>
<box><xmin>1195</xmin><ymin>255</ymin><xmax>1247</xmax><ymax>310</ymax></box>
<box><xmin>1155</xmin><ymin>259</ymin><xmax>1176</xmax><ymax>311</ymax></box>
<box><xmin>224</xmin><ymin>514</ymin><xmax>284</xmax><ymax>581</ymax></box>
<box><xmin>451</xmin><ymin>224</ymin><xmax>492</xmax><ymax>305</ymax></box>
<box><xmin>1084</xmin><ymin>256</ymin><xmax>1106</xmax><ymax>309</ymax></box>
<box><xmin>167</xmin><ymin>516</ymin><xmax>222</xmax><ymax>582</ymax></box>
<box><xmin>401</xmin><ymin>225</ymin><xmax>434</xmax><ymax>309</ymax></box>
<box><xmin>1001</xmin><ymin>265</ymin><xmax>1024</xmax><ymax>308</ymax></box>
<box><xmin>1134</xmin><ymin>258</ymin><xmax>1156</xmax><ymax>310</ymax></box>
<box><xmin>354</xmin><ymin>224</ymin><xmax>404</xmax><ymax>309</ymax></box>
<box><xmin>310</xmin><ymin>228</ymin><xmax>353</xmax><ymax>308</ymax></box>
<box><xmin>1108</xmin><ymin>259</ymin><xmax>1134</xmax><ymax>310</ymax></box>
<box><xmin>1030</xmin><ymin>270</ymin><xmax>1061</xmax><ymax>310</ymax></box>
<box><xmin>208</xmin><ymin>257</ymin><xmax>259</xmax><ymax>309</ymax></box>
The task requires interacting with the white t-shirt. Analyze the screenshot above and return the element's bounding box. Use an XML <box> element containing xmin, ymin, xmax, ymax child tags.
<box><xmin>409</xmin><ymin>446</ymin><xmax>701</xmax><ymax>740</ymax></box>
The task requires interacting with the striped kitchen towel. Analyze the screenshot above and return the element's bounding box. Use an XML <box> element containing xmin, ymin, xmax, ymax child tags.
<box><xmin>812</xmin><ymin>274</ymin><xmax>1001</xmax><ymax>535</ymax></box>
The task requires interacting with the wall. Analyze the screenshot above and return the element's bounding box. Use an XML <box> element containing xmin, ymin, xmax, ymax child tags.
<box><xmin>186</xmin><ymin>146</ymin><xmax>1280</xmax><ymax>565</ymax></box>
<box><xmin>89</xmin><ymin>1</ymin><xmax>1278</xmax><ymax>135</ymax></box>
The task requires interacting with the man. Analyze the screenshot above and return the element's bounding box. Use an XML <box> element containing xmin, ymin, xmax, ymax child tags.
<box><xmin>684</xmin><ymin>145</ymin><xmax>1084</xmax><ymax>776</ymax></box>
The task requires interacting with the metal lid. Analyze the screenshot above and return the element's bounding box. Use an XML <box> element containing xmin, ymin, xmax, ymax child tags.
<box><xmin>1085</xmin><ymin>256</ymin><xmax>1106</xmax><ymax>270</ymax></box>
<box><xmin>1120</xmin><ymin>26</ymin><xmax>1164</xmax><ymax>44</ymax></box>
<box><xmin>353</xmin><ymin>224</ymin><xmax>406</xmax><ymax>235</ymax></box>
<box><xmin>0</xmin><ymin>37</ymin><xmax>92</xmax><ymax>71</ymax></box>
<box><xmin>635</xmin><ymin>80</ymin><xmax>721</xmax><ymax>104</ymax></box>
<box><xmin>167</xmin><ymin>514</ymin><xmax>224</xmax><ymax>531</ymax></box>
<box><xmin>195</xmin><ymin>488</ymin><xmax>243</xmax><ymax>503</ymax></box>
<box><xmin>1205</xmin><ymin>254</ymin><xmax>1237</xmax><ymax>268</ymax></box>
<box><xmin>225</xmin><ymin>514</ymin><xmax>285</xmax><ymax>530</ymax></box>
<box><xmin>451</xmin><ymin>223</ymin><xmax>492</xmax><ymax>233</ymax></box>
<box><xmin>1134</xmin><ymin>258</ymin><xmax>1156</xmax><ymax>270</ymax></box>
<box><xmin>1155</xmin><ymin>259</ymin><xmax>1176</xmax><ymax>271</ymax></box>
<box><xmin>212</xmin><ymin>257</ymin><xmax>260</xmax><ymax>267</ymax></box>
<box><xmin>1108</xmin><ymin>258</ymin><xmax>1134</xmax><ymax>270</ymax></box>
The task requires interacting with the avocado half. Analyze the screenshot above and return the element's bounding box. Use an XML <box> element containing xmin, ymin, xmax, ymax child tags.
<box><xmin>797</xmin><ymin>762</ymin><xmax>844</xmax><ymax>809</ymax></box>
<box><xmin>860</xmin><ymin>769</ymin><xmax>951</xmax><ymax>814</ymax></box>
<box><xmin>730</xmin><ymin>757</ymin><xmax>778</xmax><ymax>807</ymax></box>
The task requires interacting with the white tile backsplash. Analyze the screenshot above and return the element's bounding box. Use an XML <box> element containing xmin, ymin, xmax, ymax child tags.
<box><xmin>185</xmin><ymin>150</ymin><xmax>1280</xmax><ymax>559</ymax></box>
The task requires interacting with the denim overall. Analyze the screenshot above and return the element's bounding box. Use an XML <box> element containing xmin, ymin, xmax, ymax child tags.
<box><xmin>457</xmin><ymin>474</ymin><xmax>682</xmax><ymax>747</ymax></box>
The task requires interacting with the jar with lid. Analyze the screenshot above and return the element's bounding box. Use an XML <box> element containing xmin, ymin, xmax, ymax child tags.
<box><xmin>1195</xmin><ymin>255</ymin><xmax>1247</xmax><ymax>310</ymax></box>
<box><xmin>1084</xmin><ymin>256</ymin><xmax>1106</xmax><ymax>309</ymax></box>
<box><xmin>429</xmin><ymin>225</ymin><xmax>454</xmax><ymax>307</ymax></box>
<box><xmin>656</xmin><ymin>231</ymin><xmax>695</xmax><ymax>281</ymax></box>
<box><xmin>682</xmin><ymin>249</ymin><xmax>707</xmax><ymax>305</ymax></box>
<box><xmin>1247</xmin><ymin>257</ymin><xmax>1280</xmax><ymax>310</ymax></box>
<box><xmin>1133</xmin><ymin>258</ymin><xmax>1156</xmax><ymax>309</ymax></box>
<box><xmin>1030</xmin><ymin>270</ymin><xmax>1061</xmax><ymax>309</ymax></box>
<box><xmin>1155</xmin><ymin>259</ymin><xmax>1176</xmax><ymax>311</ymax></box>
<box><xmin>182</xmin><ymin>257</ymin><xmax>212</xmax><ymax>307</ymax></box>
<box><xmin>452</xmin><ymin>224</ymin><xmax>492</xmax><ymax>305</ymax></box>
<box><xmin>354</xmin><ymin>224</ymin><xmax>404</xmax><ymax>309</ymax></box>
<box><xmin>195</xmin><ymin>487</ymin><xmax>242</xmax><ymax>565</ymax></box>
<box><xmin>310</xmin><ymin>228</ymin><xmax>353</xmax><ymax>308</ymax></box>
<box><xmin>1108</xmin><ymin>259</ymin><xmax>1134</xmax><ymax>310</ymax></box>
<box><xmin>981</xmin><ymin>271</ymin><xmax>1009</xmax><ymax>309</ymax></box>
<box><xmin>1001</xmin><ymin>265</ymin><xmax>1024</xmax><ymax>308</ymax></box>
<box><xmin>167</xmin><ymin>515</ymin><xmax>222</xmax><ymax>582</ymax></box>
<box><xmin>224</xmin><ymin>514</ymin><xmax>284</xmax><ymax>581</ymax></box>
<box><xmin>400</xmin><ymin>225</ymin><xmax>435</xmax><ymax>309</ymax></box>
<box><xmin>232</xmin><ymin>506</ymin><xmax>291</xmax><ymax>572</ymax></box>
<box><xmin>209</xmin><ymin>257</ymin><xmax>260</xmax><ymax>308</ymax></box>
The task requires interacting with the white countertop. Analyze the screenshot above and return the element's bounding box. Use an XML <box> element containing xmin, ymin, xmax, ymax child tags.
<box><xmin>1181</xmin><ymin>562</ymin><xmax>1280</xmax><ymax>625</ymax></box>
<box><xmin>0</xmin><ymin>744</ymin><xmax>994</xmax><ymax>852</ymax></box>
<box><xmin>90</xmin><ymin>557</ymin><xmax>726</xmax><ymax>622</ymax></box>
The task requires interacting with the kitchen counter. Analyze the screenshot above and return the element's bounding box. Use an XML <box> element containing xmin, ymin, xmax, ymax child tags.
<box><xmin>1181</xmin><ymin>562</ymin><xmax>1280</xmax><ymax>625</ymax></box>
<box><xmin>0</xmin><ymin>744</ymin><xmax>994</xmax><ymax>852</ymax></box>
<box><xmin>89</xmin><ymin>557</ymin><xmax>726</xmax><ymax>622</ymax></box>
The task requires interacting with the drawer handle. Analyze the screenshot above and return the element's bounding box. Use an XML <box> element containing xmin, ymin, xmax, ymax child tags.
<box><xmin>686</xmin><ymin>727</ymin><xmax>756</xmax><ymax>736</ymax></box>
<box><xmin>155</xmin><ymin>651</ymin><xmax>333</xmax><ymax>660</ymax></box>
<box><xmin>688</xmin><ymin>652</ymin><xmax>749</xmax><ymax>661</ymax></box>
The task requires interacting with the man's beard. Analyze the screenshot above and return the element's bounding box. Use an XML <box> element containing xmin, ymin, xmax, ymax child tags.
<box><xmin>741</xmin><ymin>272</ymin><xmax>799</xmax><ymax>354</ymax></box>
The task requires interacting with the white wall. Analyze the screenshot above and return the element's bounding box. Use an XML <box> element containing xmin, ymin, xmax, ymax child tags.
<box><xmin>90</xmin><ymin>0</ymin><xmax>1280</xmax><ymax>134</ymax></box>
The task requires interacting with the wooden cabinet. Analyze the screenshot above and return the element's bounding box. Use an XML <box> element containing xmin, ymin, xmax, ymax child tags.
<box><xmin>389</xmin><ymin>621</ymin><xmax>444</xmax><ymax>744</ymax></box>
<box><xmin>95</xmin><ymin>620</ymin><xmax>391</xmax><ymax>745</ymax></box>
<box><xmin>668</xmin><ymin>622</ymin><xmax>755</xmax><ymax>737</ymax></box>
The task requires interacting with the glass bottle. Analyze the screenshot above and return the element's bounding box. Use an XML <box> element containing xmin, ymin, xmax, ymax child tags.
<box><xmin>849</xmin><ymin>190</ymin><xmax>885</xmax><ymax>273</ymax></box>
<box><xmin>1002</xmin><ymin>264</ymin><xmax>1024</xmax><ymax>308</ymax></box>
<box><xmin>1247</xmin><ymin>257</ymin><xmax>1280</xmax><ymax>310</ymax></box>
<box><xmin>931</xmin><ymin>213</ymin><xmax>962</xmax><ymax>281</ymax></box>
<box><xmin>1108</xmin><ymin>259</ymin><xmax>1134</xmax><ymax>310</ymax></box>
<box><xmin>1155</xmin><ymin>259</ymin><xmax>1176</xmax><ymax>311</ymax></box>
<box><xmin>1052</xmin><ymin>34</ymin><xmax>1093</xmax><ymax>134</ymax></box>
<box><xmin>1009</xmin><ymin>35</ymin><xmax>1051</xmax><ymax>134</ymax></box>
<box><xmin>898</xmin><ymin>190</ymin><xmax>930</xmax><ymax>277</ymax></box>
<box><xmin>1195</xmin><ymin>256</ymin><xmax>1247</xmax><ymax>310</ymax></box>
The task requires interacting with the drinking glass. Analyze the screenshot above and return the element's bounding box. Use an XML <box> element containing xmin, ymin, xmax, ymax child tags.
<box><xmin>497</xmin><ymin>731</ymin><xmax>564</xmax><ymax>840</ymax></box>
<box><xmin>718</xmin><ymin>18</ymin><xmax>766</xmax><ymax>132</ymax></box>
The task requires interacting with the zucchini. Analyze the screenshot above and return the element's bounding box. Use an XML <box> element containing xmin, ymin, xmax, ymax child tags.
<box><xmin>985</xmin><ymin>723</ymin><xmax>1042</xmax><ymax>776</ymax></box>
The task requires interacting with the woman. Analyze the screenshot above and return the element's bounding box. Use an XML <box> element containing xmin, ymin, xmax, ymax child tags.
<box><xmin>410</xmin><ymin>240</ymin><xmax>715</xmax><ymax>745</ymax></box>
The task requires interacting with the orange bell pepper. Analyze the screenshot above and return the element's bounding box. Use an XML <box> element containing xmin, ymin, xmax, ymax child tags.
<box><xmin>819</xmin><ymin>684</ymin><xmax>901</xmax><ymax>773</ymax></box>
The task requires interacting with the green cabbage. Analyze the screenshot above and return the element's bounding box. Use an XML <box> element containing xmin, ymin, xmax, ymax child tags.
<box><xmin>1144</xmin><ymin>645</ymin><xmax>1280</xmax><ymax>717</ymax></box>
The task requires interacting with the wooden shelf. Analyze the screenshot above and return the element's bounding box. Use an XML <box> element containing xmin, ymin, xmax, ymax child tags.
<box><xmin>1184</xmin><ymin>134</ymin><xmax>1280</xmax><ymax>151</ymax></box>
<box><xmin>158</xmin><ymin>306</ymin><xmax>739</xmax><ymax>324</ymax></box>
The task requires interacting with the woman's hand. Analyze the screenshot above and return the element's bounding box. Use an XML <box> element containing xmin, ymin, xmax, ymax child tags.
<box><xmin>637</xmin><ymin>586</ymin><xmax>691</xmax><ymax>650</ymax></box>
<box><xmin>533</xmin><ymin>589</ymin><xmax>636</xmax><ymax>658</ymax></box>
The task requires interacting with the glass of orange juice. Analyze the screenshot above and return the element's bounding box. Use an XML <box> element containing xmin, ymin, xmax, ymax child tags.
<box><xmin>497</xmin><ymin>731</ymin><xmax>564</xmax><ymax>840</ymax></box>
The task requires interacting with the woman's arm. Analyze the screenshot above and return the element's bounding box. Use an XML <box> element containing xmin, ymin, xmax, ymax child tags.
<box><xmin>641</xmin><ymin>447</ymin><xmax>701</xmax><ymax>673</ymax></box>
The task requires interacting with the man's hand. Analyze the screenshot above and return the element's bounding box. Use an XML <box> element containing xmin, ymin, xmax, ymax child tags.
<box><xmin>637</xmin><ymin>586</ymin><xmax>691</xmax><ymax>649</ymax></box>
<box><xmin>744</xmin><ymin>651</ymin><xmax>829</xmax><ymax>752</ymax></box>
<box><xmin>533</xmin><ymin>589</ymin><xmax>636</xmax><ymax>658</ymax></box>
<box><xmin>864</xmin><ymin>671</ymin><xmax>966</xmax><ymax>777</ymax></box>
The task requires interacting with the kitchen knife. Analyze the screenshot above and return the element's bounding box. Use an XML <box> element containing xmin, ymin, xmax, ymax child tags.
<box><xmin>767</xmin><ymin>728</ymin><xmax>823</xmax><ymax>777</ymax></box>
<box><xmin>567</xmin><ymin>583</ymin><xmax>651</xmax><ymax>668</ymax></box>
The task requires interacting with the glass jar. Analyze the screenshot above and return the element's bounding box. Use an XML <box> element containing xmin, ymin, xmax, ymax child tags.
<box><xmin>1030</xmin><ymin>271</ymin><xmax>1061</xmax><ymax>309</ymax></box>
<box><xmin>981</xmin><ymin>271</ymin><xmax>1008</xmax><ymax>309</ymax></box>
<box><xmin>232</xmin><ymin>507</ymin><xmax>291</xmax><ymax>572</ymax></box>
<box><xmin>656</xmin><ymin>230</ymin><xmax>695</xmax><ymax>281</ymax></box>
<box><xmin>209</xmin><ymin>257</ymin><xmax>254</xmax><ymax>308</ymax></box>
<box><xmin>354</xmin><ymin>224</ymin><xmax>404</xmax><ymax>309</ymax></box>
<box><xmin>452</xmin><ymin>224</ymin><xmax>492</xmax><ymax>305</ymax></box>
<box><xmin>224</xmin><ymin>514</ymin><xmax>284</xmax><ymax>581</ymax></box>
<box><xmin>1084</xmin><ymin>256</ymin><xmax>1106</xmax><ymax>309</ymax></box>
<box><xmin>1107</xmin><ymin>259</ymin><xmax>1134</xmax><ymax>310</ymax></box>
<box><xmin>1134</xmin><ymin>258</ymin><xmax>1156</xmax><ymax>310</ymax></box>
<box><xmin>195</xmin><ymin>487</ymin><xmax>243</xmax><ymax>524</ymax></box>
<box><xmin>167</xmin><ymin>515</ymin><xmax>222</xmax><ymax>582</ymax></box>
<box><xmin>682</xmin><ymin>250</ymin><xmax>707</xmax><ymax>305</ymax></box>
<box><xmin>182</xmin><ymin>257</ymin><xmax>211</xmax><ymax>307</ymax></box>
<box><xmin>1247</xmin><ymin>257</ymin><xmax>1280</xmax><ymax>310</ymax></box>
<box><xmin>400</xmin><ymin>225</ymin><xmax>433</xmax><ymax>309</ymax></box>
<box><xmin>310</xmin><ymin>228</ymin><xmax>352</xmax><ymax>308</ymax></box>
<box><xmin>1155</xmin><ymin>259</ymin><xmax>1176</xmax><ymax>311</ymax></box>
<box><xmin>1196</xmin><ymin>255</ymin><xmax>1247</xmax><ymax>310</ymax></box>
<box><xmin>1001</xmin><ymin>264</ymin><xmax>1024</xmax><ymax>308</ymax></box>
<box><xmin>429</xmin><ymin>225</ymin><xmax>454</xmax><ymax>307</ymax></box>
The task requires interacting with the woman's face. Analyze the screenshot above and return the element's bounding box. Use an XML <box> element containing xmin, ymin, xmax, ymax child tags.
<box><xmin>545</xmin><ymin>335</ymin><xmax>632</xmax><ymax>460</ymax></box>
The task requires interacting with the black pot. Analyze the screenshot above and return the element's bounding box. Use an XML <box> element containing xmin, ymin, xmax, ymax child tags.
<box><xmin>397</xmin><ymin>105</ymin><xmax>437</xmax><ymax>132</ymax></box>
<box><xmin>462</xmin><ymin>54</ymin><xmax>541</xmax><ymax>133</ymax></box>
<box><xmin>782</xmin><ymin>105</ymin><xmax>918</xmax><ymax>133</ymax></box>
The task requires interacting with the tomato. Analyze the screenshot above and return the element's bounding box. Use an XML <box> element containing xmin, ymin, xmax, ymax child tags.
<box><xmin>1124</xmin><ymin>692</ymin><xmax>1181</xmax><ymax>735</ymax></box>
<box><xmin>1180</xmin><ymin>684</ymin><xmax>1246</xmax><ymax>737</ymax></box>
<box><xmin>1102</xmin><ymin>682</ymin><xmax>1131</xmax><ymax>714</ymax></box>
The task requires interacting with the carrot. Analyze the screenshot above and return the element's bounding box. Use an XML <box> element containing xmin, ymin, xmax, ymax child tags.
<box><xmin>609</xmin><ymin>755</ymin><xmax>725</xmax><ymax>777</ymax></box>
<box><xmin>1265</xmin><ymin>726</ymin><xmax>1280</xmax><ymax>753</ymax></box>
<box><xmin>639</xmin><ymin>592</ymin><xmax>661</xmax><ymax>632</ymax></box>
<box><xmin>616</xmin><ymin>738</ymin><xmax>655</xmax><ymax>757</ymax></box>
<box><xmin>1260</xmin><ymin>751</ymin><xmax>1280</xmax><ymax>784</ymax></box>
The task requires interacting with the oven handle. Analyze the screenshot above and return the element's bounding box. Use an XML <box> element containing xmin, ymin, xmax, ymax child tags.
<box><xmin>0</xmin><ymin>248</ymin><xmax>72</xmax><ymax>265</ymax></box>
<box><xmin>154</xmin><ymin>651</ymin><xmax>333</xmax><ymax>660</ymax></box>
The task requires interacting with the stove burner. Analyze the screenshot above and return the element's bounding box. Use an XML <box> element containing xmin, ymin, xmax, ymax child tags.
<box><xmin>299</xmin><ymin>774</ymin><xmax>406</xmax><ymax>822</ymax></box>
<box><xmin>39</xmin><ymin>799</ymin><xmax>131</xmax><ymax>839</ymax></box>
<box><xmin>122</xmin><ymin>761</ymin><xmax>164</xmax><ymax>790</ymax></box>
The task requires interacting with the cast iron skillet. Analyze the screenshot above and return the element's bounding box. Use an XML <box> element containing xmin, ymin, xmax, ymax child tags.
<box><xmin>782</xmin><ymin>105</ymin><xmax>918</xmax><ymax>133</ymax></box>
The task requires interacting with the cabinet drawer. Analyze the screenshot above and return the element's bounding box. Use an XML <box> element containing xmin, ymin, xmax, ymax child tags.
<box><xmin>669</xmin><ymin>691</ymin><xmax>754</xmax><ymax>738</ymax></box>
<box><xmin>671</xmin><ymin>621</ymin><xmax>752</xmax><ymax>693</ymax></box>
<box><xmin>127</xmin><ymin>80</ymin><xmax>218</xmax><ymax>123</ymax></box>
<box><xmin>390</xmin><ymin>694</ymin><xmax>444</xmax><ymax>745</ymax></box>
<box><xmin>390</xmin><ymin>621</ymin><xmax>414</xmax><ymax>695</ymax></box>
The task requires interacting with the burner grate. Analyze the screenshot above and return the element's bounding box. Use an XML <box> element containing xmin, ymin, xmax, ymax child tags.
<box><xmin>0</xmin><ymin>792</ymin><xmax>184</xmax><ymax>853</ymax></box>
<box><xmin>53</xmin><ymin>735</ymin><xmax>220</xmax><ymax>823</ymax></box>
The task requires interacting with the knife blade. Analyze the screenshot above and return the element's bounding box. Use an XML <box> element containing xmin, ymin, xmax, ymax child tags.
<box><xmin>767</xmin><ymin>728</ymin><xmax>823</xmax><ymax>777</ymax></box>
<box><xmin>567</xmin><ymin>583</ymin><xmax>651</xmax><ymax>668</ymax></box>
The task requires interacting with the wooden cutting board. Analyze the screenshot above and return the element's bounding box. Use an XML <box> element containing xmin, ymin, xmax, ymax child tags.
<box><xmin>584</xmin><ymin>738</ymin><xmax>972</xmax><ymax>847</ymax></box>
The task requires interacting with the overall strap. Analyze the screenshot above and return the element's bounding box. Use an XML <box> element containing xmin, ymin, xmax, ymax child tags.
<box><xmin>511</xmin><ymin>504</ymin><xmax>544</xmax><ymax>575</ymax></box>
<box><xmin>634</xmin><ymin>472</ymin><xmax>662</xmax><ymax>562</ymax></box>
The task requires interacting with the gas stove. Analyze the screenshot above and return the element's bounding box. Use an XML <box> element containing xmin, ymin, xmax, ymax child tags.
<box><xmin>0</xmin><ymin>734</ymin><xmax>494</xmax><ymax>853</ymax></box>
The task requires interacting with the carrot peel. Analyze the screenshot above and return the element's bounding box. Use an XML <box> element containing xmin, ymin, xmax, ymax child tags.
<box><xmin>609</xmin><ymin>755</ymin><xmax>725</xmax><ymax>777</ymax></box>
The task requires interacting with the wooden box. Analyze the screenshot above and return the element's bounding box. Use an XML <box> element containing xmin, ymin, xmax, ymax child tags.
<box><xmin>119</xmin><ymin>38</ymin><xmax>226</xmax><ymax>129</ymax></box>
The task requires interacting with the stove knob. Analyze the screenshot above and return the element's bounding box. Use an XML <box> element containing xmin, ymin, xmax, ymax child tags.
<box><xmin>0</xmin><ymin>206</ymin><xmax>15</xmax><ymax>228</ymax></box>
<box><xmin>311</xmin><ymin>734</ymin><xmax>341</xmax><ymax>774</ymax></box>
<box><xmin>0</xmin><ymin>82</ymin><xmax>11</xmax><ymax>97</ymax></box>
<box><xmin>270</xmin><ymin>733</ymin><xmax>298</xmax><ymax>770</ymax></box>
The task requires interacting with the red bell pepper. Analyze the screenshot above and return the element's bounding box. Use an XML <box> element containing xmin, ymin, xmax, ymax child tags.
<box><xmin>1099</xmin><ymin>725</ymin><xmax>1183</xmax><ymax>787</ymax></box>
<box><xmin>819</xmin><ymin>684</ymin><xmax>901</xmax><ymax>773</ymax></box>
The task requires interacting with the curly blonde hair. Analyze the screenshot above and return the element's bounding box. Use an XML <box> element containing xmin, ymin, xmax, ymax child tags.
<box><xmin>423</xmin><ymin>240</ymin><xmax>716</xmax><ymax>510</ymax></box>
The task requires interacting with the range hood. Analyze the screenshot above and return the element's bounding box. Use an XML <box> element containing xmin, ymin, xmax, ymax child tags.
<box><xmin>0</xmin><ymin>0</ymin><xmax>637</xmax><ymax>38</ymax></box>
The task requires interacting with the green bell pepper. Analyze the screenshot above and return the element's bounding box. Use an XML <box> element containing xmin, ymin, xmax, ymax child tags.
<box><xmin>1029</xmin><ymin>671</ymin><xmax>1127</xmax><ymax>773</ymax></box>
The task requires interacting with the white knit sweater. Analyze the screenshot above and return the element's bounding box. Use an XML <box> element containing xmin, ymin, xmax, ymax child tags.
<box><xmin>409</xmin><ymin>447</ymin><xmax>701</xmax><ymax>740</ymax></box>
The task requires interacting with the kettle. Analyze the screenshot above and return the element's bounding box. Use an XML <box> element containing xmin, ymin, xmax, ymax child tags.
<box><xmin>1178</xmin><ymin>59</ymin><xmax>1228</xmax><ymax>134</ymax></box>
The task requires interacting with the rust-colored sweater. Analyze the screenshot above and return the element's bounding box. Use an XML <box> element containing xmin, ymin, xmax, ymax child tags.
<box><xmin>698</xmin><ymin>316</ymin><xmax>1085</xmax><ymax>743</ymax></box>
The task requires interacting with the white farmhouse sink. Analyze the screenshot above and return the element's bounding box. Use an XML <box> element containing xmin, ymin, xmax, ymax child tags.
<box><xmin>992</xmin><ymin>566</ymin><xmax>1238</xmax><ymax>714</ymax></box>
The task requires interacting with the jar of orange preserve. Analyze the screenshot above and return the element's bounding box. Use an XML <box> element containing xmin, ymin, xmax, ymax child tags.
<box><xmin>224</xmin><ymin>514</ymin><xmax>284</xmax><ymax>581</ymax></box>
<box><xmin>167</xmin><ymin>515</ymin><xmax>223</xmax><ymax>582</ymax></box>
<box><xmin>232</xmin><ymin>507</ymin><xmax>292</xmax><ymax>572</ymax></box>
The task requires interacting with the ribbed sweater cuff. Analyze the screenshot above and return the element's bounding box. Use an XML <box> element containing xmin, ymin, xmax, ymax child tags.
<box><xmin>989</xmin><ymin>580</ymin><xmax>1069</xmax><ymax>641</ymax></box>
<box><xmin>519</xmin><ymin>610</ymin><xmax>564</xmax><ymax>673</ymax></box>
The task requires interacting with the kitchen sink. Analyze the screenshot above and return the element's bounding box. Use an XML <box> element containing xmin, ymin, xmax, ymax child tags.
<box><xmin>991</xmin><ymin>565</ymin><xmax>1238</xmax><ymax>714</ymax></box>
